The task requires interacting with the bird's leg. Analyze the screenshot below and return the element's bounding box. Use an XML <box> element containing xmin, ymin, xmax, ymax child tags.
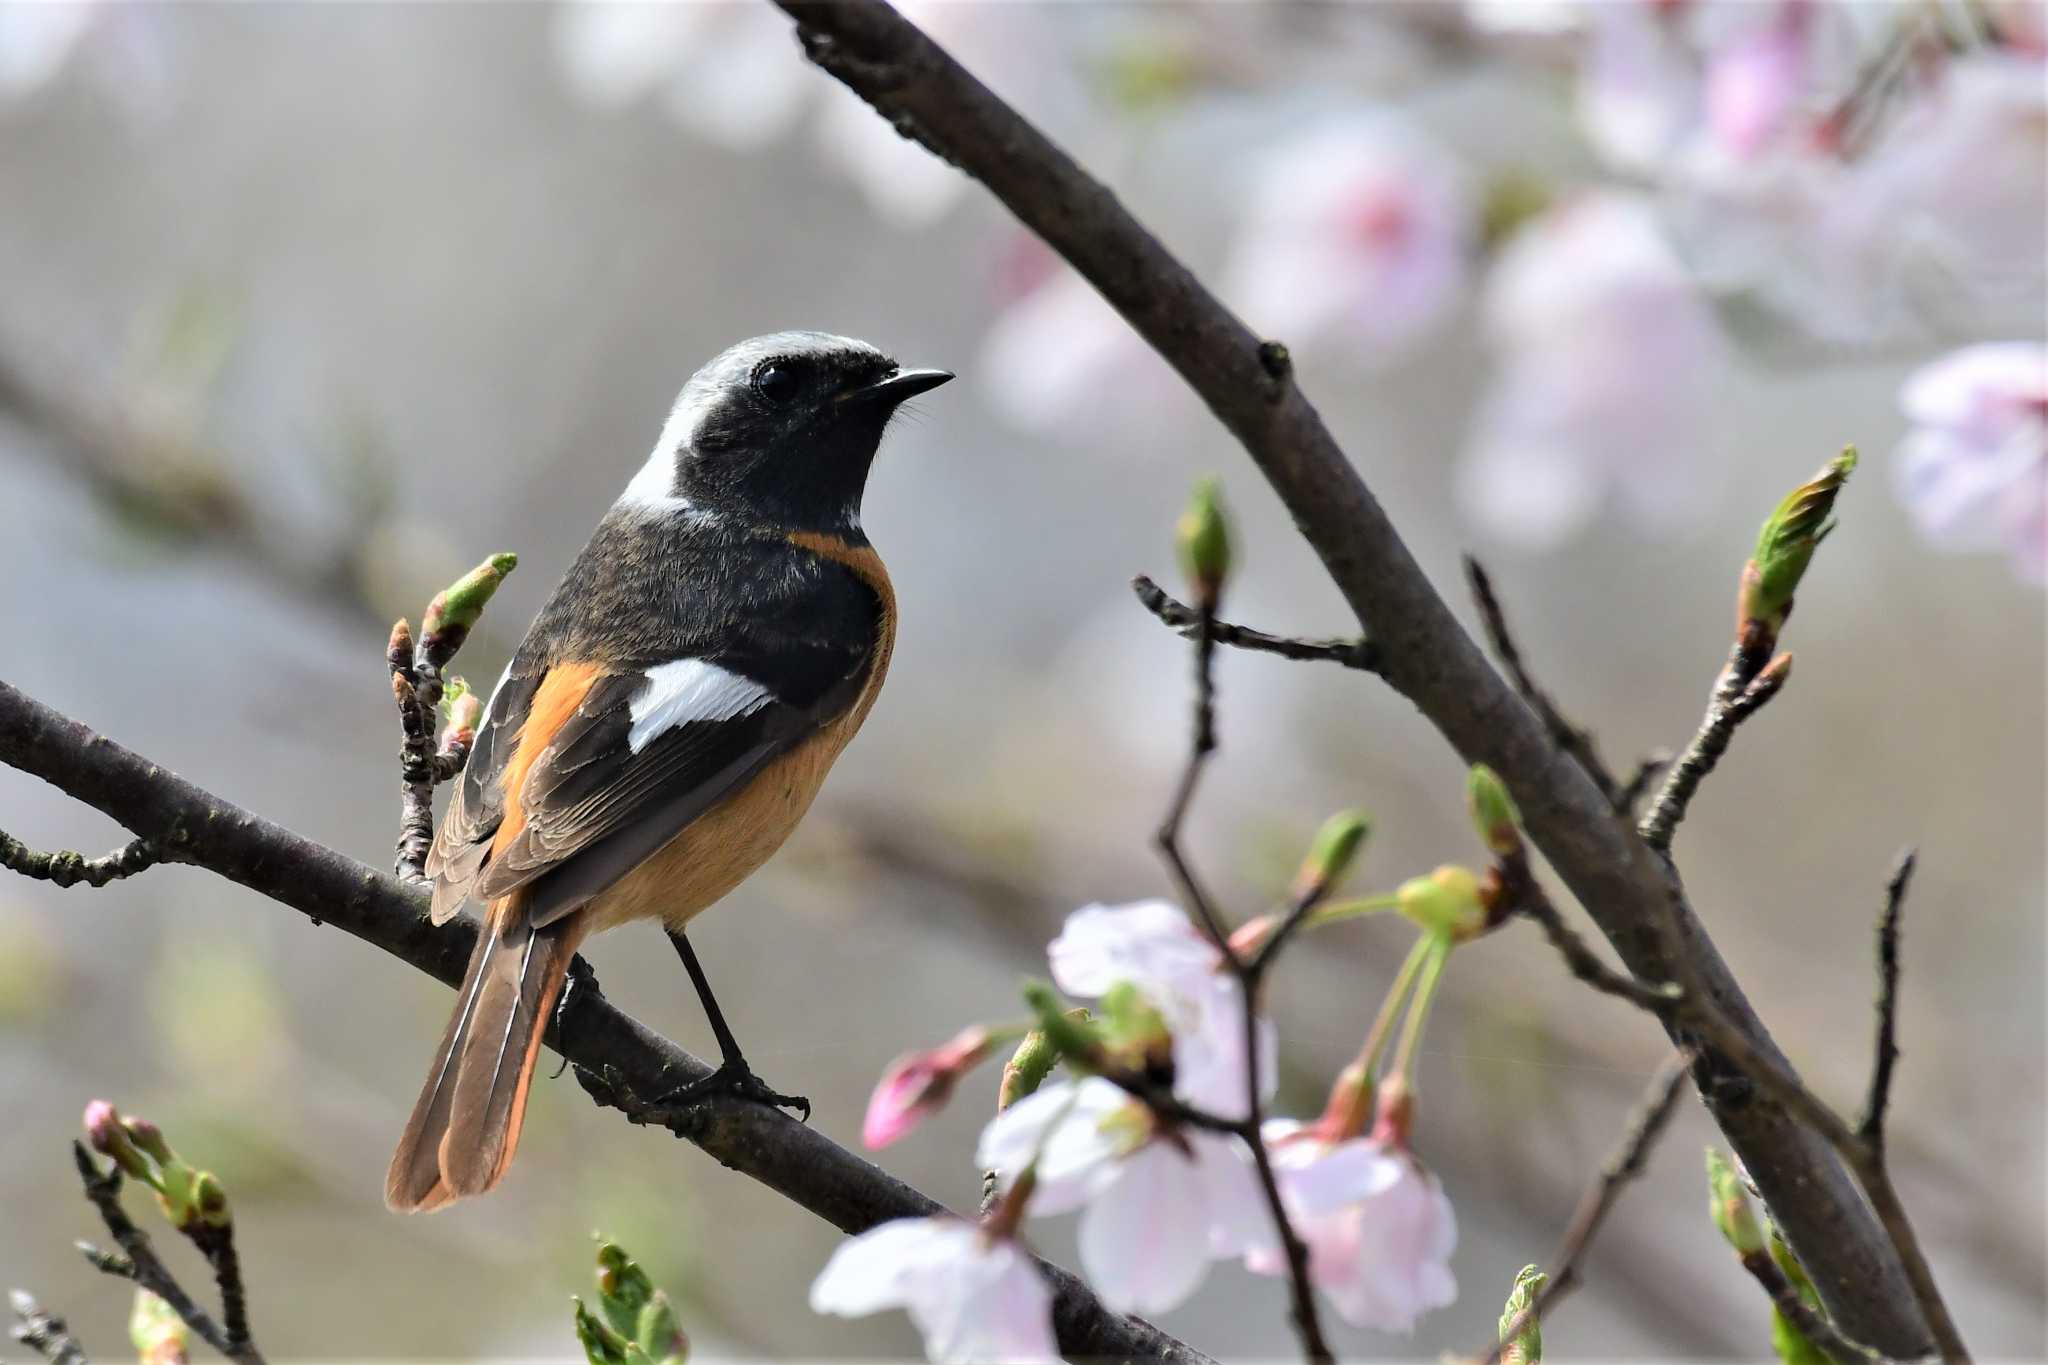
<box><xmin>654</xmin><ymin>928</ymin><xmax>810</xmax><ymax>1121</ymax></box>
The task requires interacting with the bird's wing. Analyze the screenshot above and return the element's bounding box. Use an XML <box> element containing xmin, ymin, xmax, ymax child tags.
<box><xmin>427</xmin><ymin>624</ymin><xmax>874</xmax><ymax>927</ymax></box>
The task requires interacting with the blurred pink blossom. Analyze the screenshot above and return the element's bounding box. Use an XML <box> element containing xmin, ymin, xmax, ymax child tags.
<box><xmin>1577</xmin><ymin>1</ymin><xmax>1701</xmax><ymax>172</ymax></box>
<box><xmin>1460</xmin><ymin>191</ymin><xmax>1727</xmax><ymax>549</ymax></box>
<box><xmin>862</xmin><ymin>1026</ymin><xmax>995</xmax><ymax>1150</ymax></box>
<box><xmin>810</xmin><ymin>1216</ymin><xmax>1058</xmax><ymax>1364</ymax></box>
<box><xmin>1704</xmin><ymin>3</ymin><xmax>1812</xmax><ymax>158</ymax></box>
<box><xmin>976</xmin><ymin>1077</ymin><xmax>1270</xmax><ymax>1314</ymax></box>
<box><xmin>1894</xmin><ymin>342</ymin><xmax>2047</xmax><ymax>585</ymax></box>
<box><xmin>1222</xmin><ymin>114</ymin><xmax>1474</xmax><ymax>363</ymax></box>
<box><xmin>0</xmin><ymin>3</ymin><xmax>94</xmax><ymax>99</ymax></box>
<box><xmin>1249</xmin><ymin>1120</ymin><xmax>1458</xmax><ymax>1333</ymax></box>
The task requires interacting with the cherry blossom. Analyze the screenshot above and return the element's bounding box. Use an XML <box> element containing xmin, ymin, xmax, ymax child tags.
<box><xmin>1893</xmin><ymin>342</ymin><xmax>2047</xmax><ymax>584</ymax></box>
<box><xmin>1047</xmin><ymin>899</ymin><xmax>1274</xmax><ymax>1119</ymax></box>
<box><xmin>1460</xmin><ymin>191</ymin><xmax>1727</xmax><ymax>549</ymax></box>
<box><xmin>810</xmin><ymin>1217</ymin><xmax>1058</xmax><ymax>1365</ymax></box>
<box><xmin>976</xmin><ymin>1077</ymin><xmax>1271</xmax><ymax>1315</ymax></box>
<box><xmin>863</xmin><ymin>1026</ymin><xmax>995</xmax><ymax>1150</ymax></box>
<box><xmin>0</xmin><ymin>3</ymin><xmax>94</xmax><ymax>99</ymax></box>
<box><xmin>1248</xmin><ymin>1120</ymin><xmax>1458</xmax><ymax>1333</ymax></box>
<box><xmin>1222</xmin><ymin>113</ymin><xmax>1474</xmax><ymax>364</ymax></box>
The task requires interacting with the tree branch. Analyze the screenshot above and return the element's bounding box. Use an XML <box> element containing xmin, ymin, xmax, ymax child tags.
<box><xmin>1640</xmin><ymin>646</ymin><xmax>1791</xmax><ymax>854</ymax></box>
<box><xmin>766</xmin><ymin>3</ymin><xmax>1932</xmax><ymax>1349</ymax></box>
<box><xmin>1479</xmin><ymin>1050</ymin><xmax>1694</xmax><ymax>1365</ymax></box>
<box><xmin>0</xmin><ymin>828</ymin><xmax>160</xmax><ymax>888</ymax></box>
<box><xmin>1858</xmin><ymin>849</ymin><xmax>1914</xmax><ymax>1148</ymax></box>
<box><xmin>1131</xmin><ymin>575</ymin><xmax>1380</xmax><ymax>672</ymax></box>
<box><xmin>0</xmin><ymin>679</ymin><xmax>1208</xmax><ymax>1365</ymax></box>
<box><xmin>8</xmin><ymin>1290</ymin><xmax>89</xmax><ymax>1365</ymax></box>
<box><xmin>1463</xmin><ymin>557</ymin><xmax>1618</xmax><ymax>808</ymax></box>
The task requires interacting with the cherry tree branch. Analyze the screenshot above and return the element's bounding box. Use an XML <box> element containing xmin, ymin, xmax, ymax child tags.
<box><xmin>0</xmin><ymin>828</ymin><xmax>160</xmax><ymax>888</ymax></box>
<box><xmin>8</xmin><ymin>1291</ymin><xmax>89</xmax><ymax>1365</ymax></box>
<box><xmin>0</xmin><ymin>679</ymin><xmax>1210</xmax><ymax>1365</ymax></box>
<box><xmin>1131</xmin><ymin>576</ymin><xmax>1380</xmax><ymax>672</ymax></box>
<box><xmin>765</xmin><ymin>3</ymin><xmax>1934</xmax><ymax>1350</ymax></box>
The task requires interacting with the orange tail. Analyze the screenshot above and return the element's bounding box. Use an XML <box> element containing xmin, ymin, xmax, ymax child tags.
<box><xmin>386</xmin><ymin>903</ymin><xmax>582</xmax><ymax>1212</ymax></box>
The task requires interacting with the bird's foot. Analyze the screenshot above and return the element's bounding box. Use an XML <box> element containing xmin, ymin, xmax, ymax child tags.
<box><xmin>654</xmin><ymin>1056</ymin><xmax>810</xmax><ymax>1123</ymax></box>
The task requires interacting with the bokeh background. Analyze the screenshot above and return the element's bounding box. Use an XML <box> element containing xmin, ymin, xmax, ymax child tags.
<box><xmin>1</xmin><ymin>3</ymin><xmax>2042</xmax><ymax>1360</ymax></box>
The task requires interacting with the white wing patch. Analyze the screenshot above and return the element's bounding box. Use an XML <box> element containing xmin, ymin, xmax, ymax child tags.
<box><xmin>626</xmin><ymin>659</ymin><xmax>775</xmax><ymax>753</ymax></box>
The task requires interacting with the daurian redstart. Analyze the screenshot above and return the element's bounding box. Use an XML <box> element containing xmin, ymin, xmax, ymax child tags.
<box><xmin>386</xmin><ymin>332</ymin><xmax>951</xmax><ymax>1212</ymax></box>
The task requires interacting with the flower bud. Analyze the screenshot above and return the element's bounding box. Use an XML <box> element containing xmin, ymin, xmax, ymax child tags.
<box><xmin>420</xmin><ymin>552</ymin><xmax>518</xmax><ymax>662</ymax></box>
<box><xmin>124</xmin><ymin>1116</ymin><xmax>173</xmax><ymax>1165</ymax></box>
<box><xmin>583</xmin><ymin>1239</ymin><xmax>688</xmax><ymax>1365</ymax></box>
<box><xmin>1227</xmin><ymin>914</ymin><xmax>1276</xmax><ymax>957</ymax></box>
<box><xmin>440</xmin><ymin>678</ymin><xmax>484</xmax><ymax>734</ymax></box>
<box><xmin>385</xmin><ymin>618</ymin><xmax>414</xmax><ymax>674</ymax></box>
<box><xmin>1397</xmin><ymin>865</ymin><xmax>1486</xmax><ymax>940</ymax></box>
<box><xmin>191</xmin><ymin>1170</ymin><xmax>231</xmax><ymax>1229</ymax></box>
<box><xmin>999</xmin><ymin>1015</ymin><xmax>1081</xmax><ymax>1113</ymax></box>
<box><xmin>1499</xmin><ymin>1264</ymin><xmax>1547</xmax><ymax>1365</ymax></box>
<box><xmin>1175</xmin><ymin>477</ymin><xmax>1232</xmax><ymax>609</ymax></box>
<box><xmin>83</xmin><ymin>1100</ymin><xmax>149</xmax><ymax>1179</ymax></box>
<box><xmin>1466</xmin><ymin>765</ymin><xmax>1522</xmax><ymax>858</ymax></box>
<box><xmin>862</xmin><ymin>1025</ymin><xmax>996</xmax><ymax>1149</ymax></box>
<box><xmin>1021</xmin><ymin>982</ymin><xmax>1106</xmax><ymax>1070</ymax></box>
<box><xmin>129</xmin><ymin>1289</ymin><xmax>190</xmax><ymax>1365</ymax></box>
<box><xmin>1311</xmin><ymin>1059</ymin><xmax>1374</xmax><ymax>1141</ymax></box>
<box><xmin>1704</xmin><ymin>1147</ymin><xmax>1765</xmax><ymax>1256</ymax></box>
<box><xmin>1740</xmin><ymin>447</ymin><xmax>1856</xmax><ymax>637</ymax></box>
<box><xmin>1291</xmin><ymin>810</ymin><xmax>1371</xmax><ymax>902</ymax></box>
<box><xmin>1371</xmin><ymin>1072</ymin><xmax>1415</xmax><ymax>1149</ymax></box>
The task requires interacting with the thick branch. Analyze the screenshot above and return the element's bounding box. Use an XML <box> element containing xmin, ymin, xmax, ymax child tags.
<box><xmin>0</xmin><ymin>680</ymin><xmax>1208</xmax><ymax>1365</ymax></box>
<box><xmin>767</xmin><ymin>3</ymin><xmax>1931</xmax><ymax>1349</ymax></box>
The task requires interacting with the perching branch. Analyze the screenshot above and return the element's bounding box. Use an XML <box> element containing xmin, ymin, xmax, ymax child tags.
<box><xmin>70</xmin><ymin>1144</ymin><xmax>263</xmax><ymax>1365</ymax></box>
<box><xmin>1479</xmin><ymin>1050</ymin><xmax>1694</xmax><ymax>1365</ymax></box>
<box><xmin>767</xmin><ymin>4</ymin><xmax>1932</xmax><ymax>1349</ymax></box>
<box><xmin>0</xmin><ymin>680</ymin><xmax>1206</xmax><ymax>1365</ymax></box>
<box><xmin>8</xmin><ymin>1290</ymin><xmax>89</xmax><ymax>1365</ymax></box>
<box><xmin>1463</xmin><ymin>557</ymin><xmax>1619</xmax><ymax>808</ymax></box>
<box><xmin>1735</xmin><ymin>1245</ymin><xmax>1884</xmax><ymax>1365</ymax></box>
<box><xmin>0</xmin><ymin>828</ymin><xmax>160</xmax><ymax>888</ymax></box>
<box><xmin>1131</xmin><ymin>575</ymin><xmax>1380</xmax><ymax>672</ymax></box>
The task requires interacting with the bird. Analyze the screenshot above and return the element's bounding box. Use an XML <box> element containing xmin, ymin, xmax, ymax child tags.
<box><xmin>386</xmin><ymin>331</ymin><xmax>951</xmax><ymax>1212</ymax></box>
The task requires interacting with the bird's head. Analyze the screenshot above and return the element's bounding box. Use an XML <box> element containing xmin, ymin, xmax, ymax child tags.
<box><xmin>623</xmin><ymin>331</ymin><xmax>952</xmax><ymax>534</ymax></box>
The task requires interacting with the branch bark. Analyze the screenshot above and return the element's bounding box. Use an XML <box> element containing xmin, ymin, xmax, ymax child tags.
<box><xmin>768</xmin><ymin>2</ymin><xmax>1932</xmax><ymax>1352</ymax></box>
<box><xmin>0</xmin><ymin>679</ymin><xmax>1210</xmax><ymax>1365</ymax></box>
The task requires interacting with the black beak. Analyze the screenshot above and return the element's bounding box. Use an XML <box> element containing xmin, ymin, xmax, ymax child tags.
<box><xmin>841</xmin><ymin>366</ymin><xmax>954</xmax><ymax>406</ymax></box>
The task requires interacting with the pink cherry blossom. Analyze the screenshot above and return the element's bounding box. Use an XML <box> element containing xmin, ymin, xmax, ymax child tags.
<box><xmin>976</xmin><ymin>1077</ymin><xmax>1272</xmax><ymax>1315</ymax></box>
<box><xmin>1046</xmin><ymin>900</ymin><xmax>1274</xmax><ymax>1120</ymax></box>
<box><xmin>1249</xmin><ymin>1120</ymin><xmax>1459</xmax><ymax>1333</ymax></box>
<box><xmin>810</xmin><ymin>1217</ymin><xmax>1057</xmax><ymax>1365</ymax></box>
<box><xmin>1704</xmin><ymin>4</ymin><xmax>1812</xmax><ymax>158</ymax></box>
<box><xmin>1576</xmin><ymin>0</ymin><xmax>1701</xmax><ymax>173</ymax></box>
<box><xmin>863</xmin><ymin>1026</ymin><xmax>996</xmax><ymax>1150</ymax></box>
<box><xmin>1894</xmin><ymin>342</ymin><xmax>2048</xmax><ymax>585</ymax></box>
<box><xmin>1223</xmin><ymin>113</ymin><xmax>1474</xmax><ymax>363</ymax></box>
<box><xmin>1460</xmin><ymin>191</ymin><xmax>1728</xmax><ymax>549</ymax></box>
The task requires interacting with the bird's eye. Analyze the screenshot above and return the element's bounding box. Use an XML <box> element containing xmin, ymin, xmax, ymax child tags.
<box><xmin>753</xmin><ymin>362</ymin><xmax>800</xmax><ymax>405</ymax></box>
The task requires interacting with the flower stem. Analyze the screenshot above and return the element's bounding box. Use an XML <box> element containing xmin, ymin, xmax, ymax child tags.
<box><xmin>1387</xmin><ymin>933</ymin><xmax>1453</xmax><ymax>1088</ymax></box>
<box><xmin>1302</xmin><ymin>892</ymin><xmax>1402</xmax><ymax>930</ymax></box>
<box><xmin>1354</xmin><ymin>935</ymin><xmax>1433</xmax><ymax>1078</ymax></box>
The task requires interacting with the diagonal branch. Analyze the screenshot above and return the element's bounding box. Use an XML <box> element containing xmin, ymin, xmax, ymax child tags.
<box><xmin>1640</xmin><ymin>646</ymin><xmax>1791</xmax><ymax>854</ymax></box>
<box><xmin>766</xmin><ymin>4</ymin><xmax>1934</xmax><ymax>1351</ymax></box>
<box><xmin>0</xmin><ymin>679</ymin><xmax>1208</xmax><ymax>1365</ymax></box>
<box><xmin>1858</xmin><ymin>849</ymin><xmax>1915</xmax><ymax>1148</ymax></box>
<box><xmin>9</xmin><ymin>1290</ymin><xmax>89</xmax><ymax>1365</ymax></box>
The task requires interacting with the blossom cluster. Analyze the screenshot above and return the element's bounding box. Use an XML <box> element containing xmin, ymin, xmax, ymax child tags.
<box><xmin>813</xmin><ymin>883</ymin><xmax>1477</xmax><ymax>1362</ymax></box>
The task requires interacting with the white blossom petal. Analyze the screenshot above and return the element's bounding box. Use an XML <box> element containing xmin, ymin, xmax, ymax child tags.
<box><xmin>1076</xmin><ymin>1143</ymin><xmax>1216</xmax><ymax>1315</ymax></box>
<box><xmin>812</xmin><ymin>1218</ymin><xmax>1058</xmax><ymax>1365</ymax></box>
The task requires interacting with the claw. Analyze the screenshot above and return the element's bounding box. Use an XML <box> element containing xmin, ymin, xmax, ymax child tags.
<box><xmin>654</xmin><ymin>1058</ymin><xmax>809</xmax><ymax>1122</ymax></box>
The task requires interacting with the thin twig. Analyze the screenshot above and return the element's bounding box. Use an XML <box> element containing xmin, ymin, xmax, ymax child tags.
<box><xmin>1640</xmin><ymin>645</ymin><xmax>1790</xmax><ymax>854</ymax></box>
<box><xmin>1464</xmin><ymin>557</ymin><xmax>1619</xmax><ymax>806</ymax></box>
<box><xmin>70</xmin><ymin>1145</ymin><xmax>263</xmax><ymax>1365</ymax></box>
<box><xmin>1479</xmin><ymin>1050</ymin><xmax>1694</xmax><ymax>1365</ymax></box>
<box><xmin>1859</xmin><ymin>849</ymin><xmax>1915</xmax><ymax>1149</ymax></box>
<box><xmin>1735</xmin><ymin>1249</ymin><xmax>1883</xmax><ymax>1364</ymax></box>
<box><xmin>1131</xmin><ymin>576</ymin><xmax>1379</xmax><ymax>672</ymax></box>
<box><xmin>387</xmin><ymin>622</ymin><xmax>441</xmax><ymax>884</ymax></box>
<box><xmin>1511</xmin><ymin>876</ymin><xmax>1683</xmax><ymax>1016</ymax></box>
<box><xmin>1147</xmin><ymin>602</ymin><xmax>1333</xmax><ymax>1364</ymax></box>
<box><xmin>9</xmin><ymin>1290</ymin><xmax>89</xmax><ymax>1365</ymax></box>
<box><xmin>0</xmin><ymin>829</ymin><xmax>160</xmax><ymax>888</ymax></box>
<box><xmin>1614</xmin><ymin>751</ymin><xmax>1672</xmax><ymax>818</ymax></box>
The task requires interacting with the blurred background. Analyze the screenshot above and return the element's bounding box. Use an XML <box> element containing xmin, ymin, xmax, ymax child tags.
<box><xmin>1</xmin><ymin>2</ymin><xmax>2042</xmax><ymax>1359</ymax></box>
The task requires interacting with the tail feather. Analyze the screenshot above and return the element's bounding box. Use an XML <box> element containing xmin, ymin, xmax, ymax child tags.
<box><xmin>386</xmin><ymin>902</ymin><xmax>580</xmax><ymax>1212</ymax></box>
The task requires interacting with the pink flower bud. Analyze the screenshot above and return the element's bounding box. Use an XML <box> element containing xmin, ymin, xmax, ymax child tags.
<box><xmin>83</xmin><ymin>1100</ymin><xmax>121</xmax><ymax>1151</ymax></box>
<box><xmin>862</xmin><ymin>1026</ymin><xmax>993</xmax><ymax>1150</ymax></box>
